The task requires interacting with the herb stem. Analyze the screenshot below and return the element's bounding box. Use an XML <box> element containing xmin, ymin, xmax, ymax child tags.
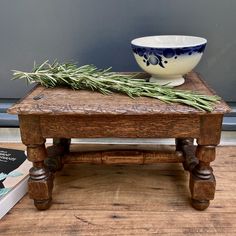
<box><xmin>12</xmin><ymin>61</ymin><xmax>220</xmax><ymax>111</ymax></box>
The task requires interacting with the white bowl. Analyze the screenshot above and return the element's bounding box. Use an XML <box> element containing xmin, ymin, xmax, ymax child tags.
<box><xmin>131</xmin><ymin>35</ymin><xmax>207</xmax><ymax>86</ymax></box>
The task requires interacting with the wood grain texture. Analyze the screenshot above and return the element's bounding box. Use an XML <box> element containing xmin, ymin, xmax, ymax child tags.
<box><xmin>196</xmin><ymin>145</ymin><xmax>216</xmax><ymax>162</ymax></box>
<box><xmin>7</xmin><ymin>72</ymin><xmax>231</xmax><ymax>116</ymax></box>
<box><xmin>197</xmin><ymin>115</ymin><xmax>223</xmax><ymax>145</ymax></box>
<box><xmin>190</xmin><ymin>173</ymin><xmax>216</xmax><ymax>200</ymax></box>
<box><xmin>40</xmin><ymin>114</ymin><xmax>200</xmax><ymax>138</ymax></box>
<box><xmin>0</xmin><ymin>143</ymin><xmax>236</xmax><ymax>235</ymax></box>
<box><xmin>62</xmin><ymin>148</ymin><xmax>184</xmax><ymax>165</ymax></box>
<box><xmin>18</xmin><ymin>115</ymin><xmax>45</xmax><ymax>145</ymax></box>
<box><xmin>190</xmin><ymin>144</ymin><xmax>217</xmax><ymax>210</ymax></box>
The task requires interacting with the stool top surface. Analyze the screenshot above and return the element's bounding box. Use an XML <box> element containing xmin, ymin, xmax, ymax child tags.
<box><xmin>8</xmin><ymin>72</ymin><xmax>231</xmax><ymax>116</ymax></box>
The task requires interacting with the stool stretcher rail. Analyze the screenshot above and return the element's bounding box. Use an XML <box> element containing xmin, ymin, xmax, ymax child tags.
<box><xmin>62</xmin><ymin>150</ymin><xmax>184</xmax><ymax>165</ymax></box>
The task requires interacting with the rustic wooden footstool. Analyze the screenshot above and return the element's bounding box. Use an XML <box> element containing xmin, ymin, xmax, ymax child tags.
<box><xmin>8</xmin><ymin>72</ymin><xmax>230</xmax><ymax>210</ymax></box>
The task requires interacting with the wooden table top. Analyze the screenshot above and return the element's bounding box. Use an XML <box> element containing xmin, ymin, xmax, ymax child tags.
<box><xmin>8</xmin><ymin>72</ymin><xmax>231</xmax><ymax>116</ymax></box>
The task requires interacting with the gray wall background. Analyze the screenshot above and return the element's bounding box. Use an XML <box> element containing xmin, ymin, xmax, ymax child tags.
<box><xmin>0</xmin><ymin>0</ymin><xmax>235</xmax><ymax>101</ymax></box>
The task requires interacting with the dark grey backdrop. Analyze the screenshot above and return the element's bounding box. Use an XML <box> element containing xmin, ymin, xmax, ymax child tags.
<box><xmin>0</xmin><ymin>0</ymin><xmax>235</xmax><ymax>101</ymax></box>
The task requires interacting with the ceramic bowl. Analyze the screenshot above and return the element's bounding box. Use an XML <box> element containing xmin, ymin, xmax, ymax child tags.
<box><xmin>131</xmin><ymin>35</ymin><xmax>207</xmax><ymax>86</ymax></box>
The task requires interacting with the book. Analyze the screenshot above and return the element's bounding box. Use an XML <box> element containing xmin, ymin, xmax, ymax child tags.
<box><xmin>0</xmin><ymin>147</ymin><xmax>31</xmax><ymax>219</ymax></box>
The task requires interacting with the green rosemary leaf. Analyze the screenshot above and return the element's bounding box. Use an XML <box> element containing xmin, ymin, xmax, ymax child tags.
<box><xmin>12</xmin><ymin>61</ymin><xmax>221</xmax><ymax>111</ymax></box>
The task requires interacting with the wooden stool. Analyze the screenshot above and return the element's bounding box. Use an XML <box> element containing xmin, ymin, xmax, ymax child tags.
<box><xmin>8</xmin><ymin>72</ymin><xmax>230</xmax><ymax>211</ymax></box>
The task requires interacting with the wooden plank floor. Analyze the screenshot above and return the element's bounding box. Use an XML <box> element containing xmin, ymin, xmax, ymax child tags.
<box><xmin>0</xmin><ymin>143</ymin><xmax>236</xmax><ymax>235</ymax></box>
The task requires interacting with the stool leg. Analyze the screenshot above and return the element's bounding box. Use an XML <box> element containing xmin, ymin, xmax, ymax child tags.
<box><xmin>189</xmin><ymin>114</ymin><xmax>223</xmax><ymax>210</ymax></box>
<box><xmin>27</xmin><ymin>144</ymin><xmax>53</xmax><ymax>210</ymax></box>
<box><xmin>190</xmin><ymin>145</ymin><xmax>216</xmax><ymax>210</ymax></box>
<box><xmin>19</xmin><ymin>115</ymin><xmax>54</xmax><ymax>210</ymax></box>
<box><xmin>45</xmin><ymin>138</ymin><xmax>71</xmax><ymax>172</ymax></box>
<box><xmin>53</xmin><ymin>138</ymin><xmax>71</xmax><ymax>153</ymax></box>
<box><xmin>175</xmin><ymin>138</ymin><xmax>198</xmax><ymax>171</ymax></box>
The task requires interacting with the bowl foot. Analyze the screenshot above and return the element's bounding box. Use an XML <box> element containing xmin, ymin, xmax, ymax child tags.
<box><xmin>149</xmin><ymin>76</ymin><xmax>185</xmax><ymax>87</ymax></box>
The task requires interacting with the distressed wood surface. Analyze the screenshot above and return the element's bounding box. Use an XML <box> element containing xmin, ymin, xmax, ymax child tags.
<box><xmin>40</xmin><ymin>114</ymin><xmax>200</xmax><ymax>138</ymax></box>
<box><xmin>0</xmin><ymin>143</ymin><xmax>236</xmax><ymax>235</ymax></box>
<box><xmin>7</xmin><ymin>72</ymin><xmax>230</xmax><ymax>115</ymax></box>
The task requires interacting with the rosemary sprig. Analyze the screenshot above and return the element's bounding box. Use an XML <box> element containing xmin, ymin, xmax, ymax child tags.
<box><xmin>12</xmin><ymin>61</ymin><xmax>220</xmax><ymax>111</ymax></box>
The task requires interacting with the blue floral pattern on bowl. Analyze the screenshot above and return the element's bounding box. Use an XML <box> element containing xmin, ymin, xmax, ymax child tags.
<box><xmin>131</xmin><ymin>44</ymin><xmax>206</xmax><ymax>68</ymax></box>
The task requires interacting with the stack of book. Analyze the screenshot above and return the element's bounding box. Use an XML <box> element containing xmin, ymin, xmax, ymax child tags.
<box><xmin>0</xmin><ymin>148</ymin><xmax>31</xmax><ymax>219</ymax></box>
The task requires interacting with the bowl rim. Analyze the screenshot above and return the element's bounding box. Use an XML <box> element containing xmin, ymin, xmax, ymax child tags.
<box><xmin>131</xmin><ymin>35</ymin><xmax>207</xmax><ymax>48</ymax></box>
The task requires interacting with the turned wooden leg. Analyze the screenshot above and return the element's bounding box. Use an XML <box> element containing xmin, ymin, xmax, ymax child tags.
<box><xmin>27</xmin><ymin>144</ymin><xmax>53</xmax><ymax>210</ymax></box>
<box><xmin>19</xmin><ymin>115</ymin><xmax>54</xmax><ymax>210</ymax></box>
<box><xmin>53</xmin><ymin>138</ymin><xmax>71</xmax><ymax>153</ymax></box>
<box><xmin>189</xmin><ymin>114</ymin><xmax>223</xmax><ymax>210</ymax></box>
<box><xmin>45</xmin><ymin>138</ymin><xmax>71</xmax><ymax>172</ymax></box>
<box><xmin>175</xmin><ymin>138</ymin><xmax>198</xmax><ymax>171</ymax></box>
<box><xmin>176</xmin><ymin>138</ymin><xmax>194</xmax><ymax>151</ymax></box>
<box><xmin>190</xmin><ymin>145</ymin><xmax>216</xmax><ymax>210</ymax></box>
